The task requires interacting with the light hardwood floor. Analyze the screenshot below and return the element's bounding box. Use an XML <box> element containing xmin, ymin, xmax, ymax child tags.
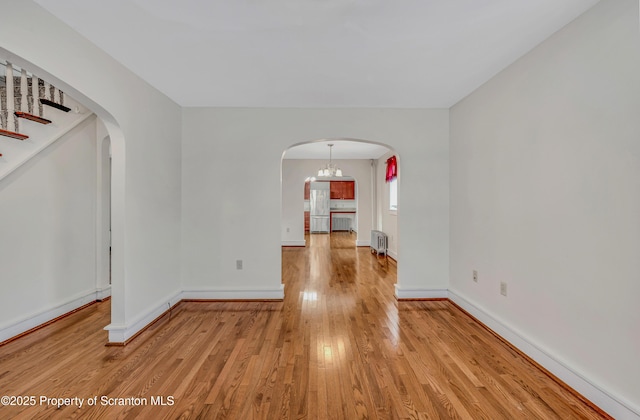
<box><xmin>0</xmin><ymin>232</ymin><xmax>608</xmax><ymax>419</ymax></box>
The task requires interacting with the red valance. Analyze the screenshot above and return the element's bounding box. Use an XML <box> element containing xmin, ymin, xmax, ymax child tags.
<box><xmin>385</xmin><ymin>155</ymin><xmax>397</xmax><ymax>183</ymax></box>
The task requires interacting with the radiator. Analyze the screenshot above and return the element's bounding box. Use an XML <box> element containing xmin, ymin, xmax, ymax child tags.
<box><xmin>333</xmin><ymin>217</ymin><xmax>351</xmax><ymax>231</ymax></box>
<box><xmin>370</xmin><ymin>230</ymin><xmax>387</xmax><ymax>256</ymax></box>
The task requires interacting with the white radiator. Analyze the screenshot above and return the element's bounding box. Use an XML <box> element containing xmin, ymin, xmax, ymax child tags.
<box><xmin>333</xmin><ymin>217</ymin><xmax>351</xmax><ymax>231</ymax></box>
<box><xmin>370</xmin><ymin>230</ymin><xmax>387</xmax><ymax>256</ymax></box>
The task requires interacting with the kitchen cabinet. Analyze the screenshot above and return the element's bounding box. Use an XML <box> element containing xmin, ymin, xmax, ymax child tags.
<box><xmin>330</xmin><ymin>182</ymin><xmax>340</xmax><ymax>199</ymax></box>
<box><xmin>330</xmin><ymin>181</ymin><xmax>355</xmax><ymax>199</ymax></box>
<box><xmin>304</xmin><ymin>211</ymin><xmax>310</xmax><ymax>232</ymax></box>
<box><xmin>342</xmin><ymin>181</ymin><xmax>355</xmax><ymax>199</ymax></box>
<box><xmin>304</xmin><ymin>181</ymin><xmax>310</xmax><ymax>200</ymax></box>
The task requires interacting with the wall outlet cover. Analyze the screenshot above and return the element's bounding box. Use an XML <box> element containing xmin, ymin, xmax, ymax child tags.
<box><xmin>500</xmin><ymin>282</ymin><xmax>507</xmax><ymax>296</ymax></box>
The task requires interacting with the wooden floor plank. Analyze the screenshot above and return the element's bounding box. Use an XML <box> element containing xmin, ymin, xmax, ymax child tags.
<box><xmin>0</xmin><ymin>232</ymin><xmax>610</xmax><ymax>419</ymax></box>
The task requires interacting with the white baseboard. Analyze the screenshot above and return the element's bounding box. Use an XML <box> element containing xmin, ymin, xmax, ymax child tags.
<box><xmin>387</xmin><ymin>250</ymin><xmax>398</xmax><ymax>260</ymax></box>
<box><xmin>356</xmin><ymin>239</ymin><xmax>370</xmax><ymax>247</ymax></box>
<box><xmin>281</xmin><ymin>240</ymin><xmax>306</xmax><ymax>247</ymax></box>
<box><xmin>181</xmin><ymin>285</ymin><xmax>285</xmax><ymax>301</ymax></box>
<box><xmin>104</xmin><ymin>286</ymin><xmax>285</xmax><ymax>344</ymax></box>
<box><xmin>0</xmin><ymin>289</ymin><xmax>99</xmax><ymax>343</ymax></box>
<box><xmin>394</xmin><ymin>286</ymin><xmax>448</xmax><ymax>300</ymax></box>
<box><xmin>96</xmin><ymin>285</ymin><xmax>111</xmax><ymax>301</ymax></box>
<box><xmin>104</xmin><ymin>290</ymin><xmax>183</xmax><ymax>344</ymax></box>
<box><xmin>448</xmin><ymin>289</ymin><xmax>640</xmax><ymax>420</ymax></box>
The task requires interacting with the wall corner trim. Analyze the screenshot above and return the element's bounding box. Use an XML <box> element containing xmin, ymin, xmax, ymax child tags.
<box><xmin>105</xmin><ymin>290</ymin><xmax>183</xmax><ymax>344</ymax></box>
<box><xmin>95</xmin><ymin>286</ymin><xmax>111</xmax><ymax>301</ymax></box>
<box><xmin>448</xmin><ymin>289</ymin><xmax>640</xmax><ymax>420</ymax></box>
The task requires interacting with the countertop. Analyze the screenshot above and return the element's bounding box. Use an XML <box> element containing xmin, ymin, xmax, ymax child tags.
<box><xmin>330</xmin><ymin>208</ymin><xmax>356</xmax><ymax>212</ymax></box>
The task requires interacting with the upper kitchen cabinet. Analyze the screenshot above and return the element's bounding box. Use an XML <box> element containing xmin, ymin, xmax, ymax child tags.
<box><xmin>304</xmin><ymin>180</ymin><xmax>310</xmax><ymax>200</ymax></box>
<box><xmin>330</xmin><ymin>181</ymin><xmax>355</xmax><ymax>200</ymax></box>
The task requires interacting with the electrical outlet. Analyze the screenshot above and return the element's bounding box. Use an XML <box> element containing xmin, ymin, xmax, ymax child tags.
<box><xmin>286</xmin><ymin>227</ymin><xmax>290</xmax><ymax>233</ymax></box>
<box><xmin>236</xmin><ymin>259</ymin><xmax>243</xmax><ymax>270</ymax></box>
<box><xmin>500</xmin><ymin>282</ymin><xmax>507</xmax><ymax>296</ymax></box>
<box><xmin>473</xmin><ymin>270</ymin><xmax>478</xmax><ymax>282</ymax></box>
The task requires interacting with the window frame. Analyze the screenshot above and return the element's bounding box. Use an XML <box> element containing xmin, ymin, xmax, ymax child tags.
<box><xmin>389</xmin><ymin>177</ymin><xmax>398</xmax><ymax>212</ymax></box>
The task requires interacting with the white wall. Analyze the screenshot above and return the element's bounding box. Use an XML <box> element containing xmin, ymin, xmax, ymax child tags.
<box><xmin>450</xmin><ymin>0</ymin><xmax>640</xmax><ymax>417</ymax></box>
<box><xmin>0</xmin><ymin>117</ymin><xmax>98</xmax><ymax>341</ymax></box>
<box><xmin>281</xmin><ymin>158</ymin><xmax>374</xmax><ymax>246</ymax></box>
<box><xmin>376</xmin><ymin>151</ymin><xmax>399</xmax><ymax>259</ymax></box>
<box><xmin>1</xmin><ymin>1</ymin><xmax>183</xmax><ymax>342</ymax></box>
<box><xmin>182</xmin><ymin>108</ymin><xmax>449</xmax><ymax>298</ymax></box>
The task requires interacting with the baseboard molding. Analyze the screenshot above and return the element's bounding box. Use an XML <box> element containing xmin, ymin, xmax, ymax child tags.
<box><xmin>387</xmin><ymin>250</ymin><xmax>398</xmax><ymax>260</ymax></box>
<box><xmin>96</xmin><ymin>285</ymin><xmax>111</xmax><ymax>301</ymax></box>
<box><xmin>5</xmin><ymin>282</ymin><xmax>634</xmax><ymax>418</ymax></box>
<box><xmin>104</xmin><ymin>290</ymin><xmax>183</xmax><ymax>344</ymax></box>
<box><xmin>181</xmin><ymin>285</ymin><xmax>285</xmax><ymax>301</ymax></box>
<box><xmin>104</xmin><ymin>286</ymin><xmax>285</xmax><ymax>344</ymax></box>
<box><xmin>281</xmin><ymin>240</ymin><xmax>306</xmax><ymax>247</ymax></box>
<box><xmin>448</xmin><ymin>289</ymin><xmax>639</xmax><ymax>420</ymax></box>
<box><xmin>0</xmin><ymin>288</ymin><xmax>99</xmax><ymax>344</ymax></box>
<box><xmin>356</xmin><ymin>239</ymin><xmax>370</xmax><ymax>247</ymax></box>
<box><xmin>395</xmin><ymin>286</ymin><xmax>448</xmax><ymax>300</ymax></box>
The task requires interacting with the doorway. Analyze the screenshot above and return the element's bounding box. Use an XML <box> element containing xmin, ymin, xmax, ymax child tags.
<box><xmin>282</xmin><ymin>138</ymin><xmax>400</xmax><ymax>289</ymax></box>
<box><xmin>304</xmin><ymin>177</ymin><xmax>357</xmax><ymax>241</ymax></box>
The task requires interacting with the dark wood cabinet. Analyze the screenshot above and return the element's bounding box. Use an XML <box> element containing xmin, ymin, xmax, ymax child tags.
<box><xmin>304</xmin><ymin>211</ymin><xmax>310</xmax><ymax>232</ymax></box>
<box><xmin>330</xmin><ymin>181</ymin><xmax>355</xmax><ymax>199</ymax></box>
<box><xmin>330</xmin><ymin>181</ymin><xmax>341</xmax><ymax>199</ymax></box>
<box><xmin>342</xmin><ymin>181</ymin><xmax>355</xmax><ymax>199</ymax></box>
<box><xmin>304</xmin><ymin>181</ymin><xmax>310</xmax><ymax>200</ymax></box>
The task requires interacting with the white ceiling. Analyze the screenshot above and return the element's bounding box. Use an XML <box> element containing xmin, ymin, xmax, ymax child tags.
<box><xmin>284</xmin><ymin>140</ymin><xmax>390</xmax><ymax>160</ymax></box>
<box><xmin>34</xmin><ymin>0</ymin><xmax>598</xmax><ymax>109</ymax></box>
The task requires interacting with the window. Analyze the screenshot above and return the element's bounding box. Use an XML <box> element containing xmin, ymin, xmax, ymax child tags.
<box><xmin>386</xmin><ymin>155</ymin><xmax>398</xmax><ymax>211</ymax></box>
<box><xmin>389</xmin><ymin>178</ymin><xmax>397</xmax><ymax>211</ymax></box>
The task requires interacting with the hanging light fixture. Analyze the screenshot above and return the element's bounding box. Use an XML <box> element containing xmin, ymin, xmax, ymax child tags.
<box><xmin>317</xmin><ymin>144</ymin><xmax>343</xmax><ymax>177</ymax></box>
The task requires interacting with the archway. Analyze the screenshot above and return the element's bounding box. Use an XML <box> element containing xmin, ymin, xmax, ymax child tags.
<box><xmin>280</xmin><ymin>138</ymin><xmax>401</xmax><ymax>292</ymax></box>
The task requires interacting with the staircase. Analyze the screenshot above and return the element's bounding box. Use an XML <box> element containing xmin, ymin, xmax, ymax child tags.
<box><xmin>1</xmin><ymin>61</ymin><xmax>92</xmax><ymax>180</ymax></box>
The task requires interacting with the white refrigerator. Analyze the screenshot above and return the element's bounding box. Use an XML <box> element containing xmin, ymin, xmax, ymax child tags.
<box><xmin>309</xmin><ymin>182</ymin><xmax>330</xmax><ymax>233</ymax></box>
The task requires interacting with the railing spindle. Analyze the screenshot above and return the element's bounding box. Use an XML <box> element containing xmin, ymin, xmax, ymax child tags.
<box><xmin>5</xmin><ymin>62</ymin><xmax>15</xmax><ymax>132</ymax></box>
<box><xmin>43</xmin><ymin>80</ymin><xmax>51</xmax><ymax>101</ymax></box>
<box><xmin>32</xmin><ymin>75</ymin><xmax>40</xmax><ymax>116</ymax></box>
<box><xmin>20</xmin><ymin>69</ymin><xmax>28</xmax><ymax>113</ymax></box>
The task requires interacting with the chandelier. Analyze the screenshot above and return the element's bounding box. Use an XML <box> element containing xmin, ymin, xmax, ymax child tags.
<box><xmin>317</xmin><ymin>144</ymin><xmax>342</xmax><ymax>177</ymax></box>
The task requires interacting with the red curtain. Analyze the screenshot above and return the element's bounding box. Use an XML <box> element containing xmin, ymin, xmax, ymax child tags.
<box><xmin>385</xmin><ymin>156</ymin><xmax>397</xmax><ymax>183</ymax></box>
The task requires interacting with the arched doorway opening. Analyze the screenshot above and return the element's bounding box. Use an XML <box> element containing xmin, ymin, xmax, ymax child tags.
<box><xmin>281</xmin><ymin>138</ymin><xmax>401</xmax><ymax>294</ymax></box>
